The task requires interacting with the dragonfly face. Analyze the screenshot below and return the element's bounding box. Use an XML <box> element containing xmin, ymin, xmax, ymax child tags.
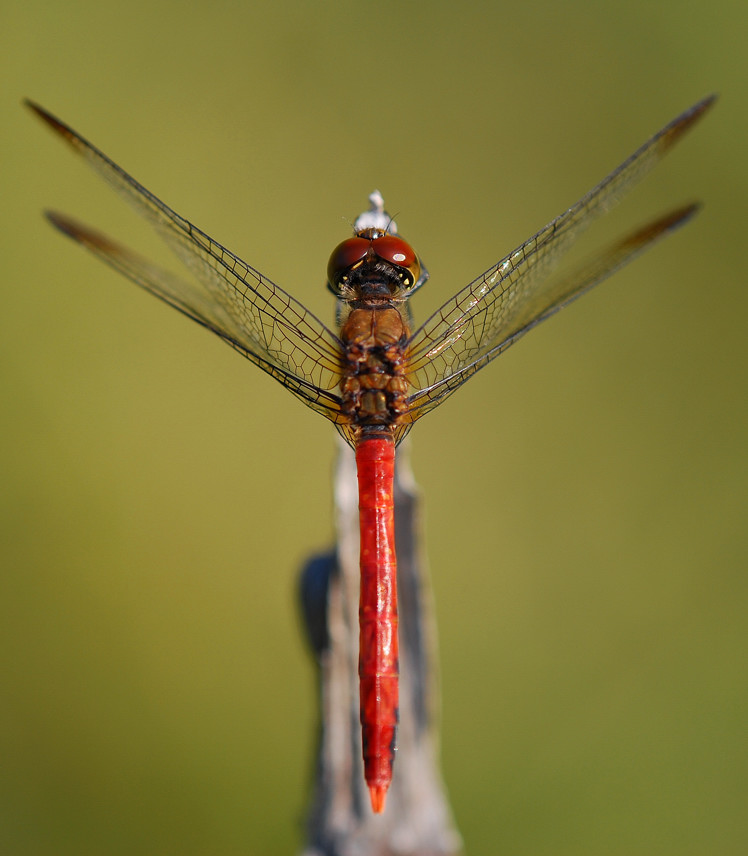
<box><xmin>327</xmin><ymin>228</ymin><xmax>423</xmax><ymax>302</ymax></box>
<box><xmin>27</xmin><ymin>95</ymin><xmax>715</xmax><ymax>813</ymax></box>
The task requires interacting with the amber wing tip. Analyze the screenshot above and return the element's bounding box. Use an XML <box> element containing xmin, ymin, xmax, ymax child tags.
<box><xmin>24</xmin><ymin>99</ymin><xmax>81</xmax><ymax>148</ymax></box>
<box><xmin>662</xmin><ymin>93</ymin><xmax>718</xmax><ymax>151</ymax></box>
<box><xmin>369</xmin><ymin>785</ymin><xmax>388</xmax><ymax>814</ymax></box>
<box><xmin>24</xmin><ymin>98</ymin><xmax>56</xmax><ymax>126</ymax></box>
<box><xmin>686</xmin><ymin>93</ymin><xmax>718</xmax><ymax>127</ymax></box>
<box><xmin>44</xmin><ymin>210</ymin><xmax>88</xmax><ymax>242</ymax></box>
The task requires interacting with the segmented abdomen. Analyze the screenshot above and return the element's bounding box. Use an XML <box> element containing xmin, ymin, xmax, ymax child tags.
<box><xmin>356</xmin><ymin>436</ymin><xmax>399</xmax><ymax>813</ymax></box>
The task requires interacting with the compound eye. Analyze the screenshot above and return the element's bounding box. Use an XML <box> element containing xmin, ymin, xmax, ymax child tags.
<box><xmin>327</xmin><ymin>237</ymin><xmax>370</xmax><ymax>287</ymax></box>
<box><xmin>371</xmin><ymin>235</ymin><xmax>420</xmax><ymax>285</ymax></box>
<box><xmin>371</xmin><ymin>235</ymin><xmax>417</xmax><ymax>269</ymax></box>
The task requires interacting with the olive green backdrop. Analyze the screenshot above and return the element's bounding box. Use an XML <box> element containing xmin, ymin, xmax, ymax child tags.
<box><xmin>2</xmin><ymin>1</ymin><xmax>745</xmax><ymax>854</ymax></box>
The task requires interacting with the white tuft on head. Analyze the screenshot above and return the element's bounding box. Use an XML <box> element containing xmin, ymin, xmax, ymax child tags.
<box><xmin>353</xmin><ymin>190</ymin><xmax>398</xmax><ymax>235</ymax></box>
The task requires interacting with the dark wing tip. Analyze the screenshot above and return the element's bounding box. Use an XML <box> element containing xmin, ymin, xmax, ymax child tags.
<box><xmin>620</xmin><ymin>202</ymin><xmax>702</xmax><ymax>252</ymax></box>
<box><xmin>44</xmin><ymin>210</ymin><xmax>123</xmax><ymax>256</ymax></box>
<box><xmin>44</xmin><ymin>209</ymin><xmax>84</xmax><ymax>239</ymax></box>
<box><xmin>661</xmin><ymin>94</ymin><xmax>718</xmax><ymax>151</ymax></box>
<box><xmin>685</xmin><ymin>92</ymin><xmax>718</xmax><ymax>124</ymax></box>
<box><xmin>665</xmin><ymin>200</ymin><xmax>703</xmax><ymax>226</ymax></box>
<box><xmin>24</xmin><ymin>99</ymin><xmax>83</xmax><ymax>151</ymax></box>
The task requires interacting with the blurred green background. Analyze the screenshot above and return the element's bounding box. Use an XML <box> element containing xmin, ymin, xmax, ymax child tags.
<box><xmin>2</xmin><ymin>1</ymin><xmax>745</xmax><ymax>853</ymax></box>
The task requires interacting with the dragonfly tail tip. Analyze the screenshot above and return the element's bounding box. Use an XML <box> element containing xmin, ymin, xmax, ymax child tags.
<box><xmin>369</xmin><ymin>784</ymin><xmax>388</xmax><ymax>814</ymax></box>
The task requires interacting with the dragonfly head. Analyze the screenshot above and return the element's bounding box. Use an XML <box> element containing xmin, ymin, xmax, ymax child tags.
<box><xmin>327</xmin><ymin>192</ymin><xmax>429</xmax><ymax>302</ymax></box>
<box><xmin>327</xmin><ymin>228</ymin><xmax>423</xmax><ymax>301</ymax></box>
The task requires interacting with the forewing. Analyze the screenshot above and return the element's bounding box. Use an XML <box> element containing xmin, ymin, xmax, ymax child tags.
<box><xmin>27</xmin><ymin>101</ymin><xmax>344</xmax><ymax>400</ymax></box>
<box><xmin>405</xmin><ymin>96</ymin><xmax>715</xmax><ymax>416</ymax></box>
<box><xmin>404</xmin><ymin>203</ymin><xmax>700</xmax><ymax>420</ymax></box>
<box><xmin>45</xmin><ymin>212</ymin><xmax>345</xmax><ymax>422</ymax></box>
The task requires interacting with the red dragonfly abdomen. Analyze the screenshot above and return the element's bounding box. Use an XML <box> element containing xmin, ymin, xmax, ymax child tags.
<box><xmin>356</xmin><ymin>435</ymin><xmax>398</xmax><ymax>813</ymax></box>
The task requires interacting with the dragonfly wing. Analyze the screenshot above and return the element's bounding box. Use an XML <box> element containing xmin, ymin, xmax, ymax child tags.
<box><xmin>405</xmin><ymin>96</ymin><xmax>715</xmax><ymax>415</ymax></box>
<box><xmin>27</xmin><ymin>100</ymin><xmax>344</xmax><ymax>400</ymax></box>
<box><xmin>45</xmin><ymin>212</ymin><xmax>345</xmax><ymax>421</ymax></box>
<box><xmin>405</xmin><ymin>203</ymin><xmax>700</xmax><ymax>419</ymax></box>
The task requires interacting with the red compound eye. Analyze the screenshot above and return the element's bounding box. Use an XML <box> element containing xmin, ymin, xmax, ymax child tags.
<box><xmin>372</xmin><ymin>235</ymin><xmax>421</xmax><ymax>287</ymax></box>
<box><xmin>327</xmin><ymin>232</ymin><xmax>421</xmax><ymax>291</ymax></box>
<box><xmin>370</xmin><ymin>235</ymin><xmax>417</xmax><ymax>270</ymax></box>
<box><xmin>327</xmin><ymin>237</ymin><xmax>370</xmax><ymax>286</ymax></box>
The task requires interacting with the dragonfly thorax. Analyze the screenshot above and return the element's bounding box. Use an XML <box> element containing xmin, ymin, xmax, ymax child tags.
<box><xmin>339</xmin><ymin>305</ymin><xmax>411</xmax><ymax>435</ymax></box>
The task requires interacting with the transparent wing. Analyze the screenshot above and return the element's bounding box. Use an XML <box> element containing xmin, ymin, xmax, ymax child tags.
<box><xmin>45</xmin><ymin>211</ymin><xmax>345</xmax><ymax>422</ymax></box>
<box><xmin>27</xmin><ymin>101</ymin><xmax>345</xmax><ymax>417</ymax></box>
<box><xmin>405</xmin><ymin>96</ymin><xmax>715</xmax><ymax>419</ymax></box>
<box><xmin>404</xmin><ymin>203</ymin><xmax>700</xmax><ymax>420</ymax></box>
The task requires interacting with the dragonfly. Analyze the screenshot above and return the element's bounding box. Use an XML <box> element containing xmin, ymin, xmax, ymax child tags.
<box><xmin>27</xmin><ymin>95</ymin><xmax>714</xmax><ymax>813</ymax></box>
